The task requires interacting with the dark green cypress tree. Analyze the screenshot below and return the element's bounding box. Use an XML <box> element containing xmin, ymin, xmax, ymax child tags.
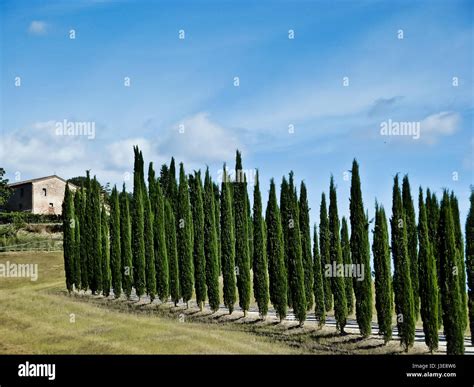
<box><xmin>341</xmin><ymin>217</ymin><xmax>354</xmax><ymax>315</ymax></box>
<box><xmin>85</xmin><ymin>171</ymin><xmax>94</xmax><ymax>292</ymax></box>
<box><xmin>402</xmin><ymin>175</ymin><xmax>419</xmax><ymax>320</ymax></box>
<box><xmin>349</xmin><ymin>159</ymin><xmax>373</xmax><ymax>337</ymax></box>
<box><xmin>101</xmin><ymin>205</ymin><xmax>111</xmax><ymax>297</ymax></box>
<box><xmin>426</xmin><ymin>189</ymin><xmax>442</xmax><ymax>328</ymax></box>
<box><xmin>234</xmin><ymin>150</ymin><xmax>251</xmax><ymax>316</ymax></box>
<box><xmin>77</xmin><ymin>186</ymin><xmax>88</xmax><ymax>291</ymax></box>
<box><xmin>287</xmin><ymin>172</ymin><xmax>307</xmax><ymax>326</ymax></box>
<box><xmin>299</xmin><ymin>181</ymin><xmax>314</xmax><ymax>310</ymax></box>
<box><xmin>328</xmin><ymin>177</ymin><xmax>347</xmax><ymax>333</ymax></box>
<box><xmin>73</xmin><ymin>189</ymin><xmax>82</xmax><ymax>290</ymax></box>
<box><xmin>110</xmin><ymin>186</ymin><xmax>122</xmax><ymax>298</ymax></box>
<box><xmin>247</xmin><ymin>185</ymin><xmax>253</xmax><ymax>268</ymax></box>
<box><xmin>438</xmin><ymin>191</ymin><xmax>464</xmax><ymax>354</ymax></box>
<box><xmin>265</xmin><ymin>178</ymin><xmax>287</xmax><ymax>321</ymax></box>
<box><xmin>120</xmin><ymin>184</ymin><xmax>134</xmax><ymax>299</ymax></box>
<box><xmin>62</xmin><ymin>183</ymin><xmax>75</xmax><ymax>293</ymax></box>
<box><xmin>319</xmin><ymin>192</ymin><xmax>332</xmax><ymax>312</ymax></box>
<box><xmin>168</xmin><ymin>157</ymin><xmax>179</xmax><ymax>216</ymax></box>
<box><xmin>313</xmin><ymin>224</ymin><xmax>326</xmax><ymax>326</ymax></box>
<box><xmin>204</xmin><ymin>168</ymin><xmax>220</xmax><ymax>312</ymax></box>
<box><xmin>150</xmin><ymin>163</ymin><xmax>168</xmax><ymax>302</ymax></box>
<box><xmin>417</xmin><ymin>188</ymin><xmax>438</xmax><ymax>352</ymax></box>
<box><xmin>190</xmin><ymin>171</ymin><xmax>207</xmax><ymax>310</ymax></box>
<box><xmin>213</xmin><ymin>182</ymin><xmax>221</xmax><ymax>274</ymax></box>
<box><xmin>252</xmin><ymin>170</ymin><xmax>270</xmax><ymax>318</ymax></box>
<box><xmin>372</xmin><ymin>203</ymin><xmax>393</xmax><ymax>343</ymax></box>
<box><xmin>177</xmin><ymin>162</ymin><xmax>194</xmax><ymax>306</ymax></box>
<box><xmin>159</xmin><ymin>164</ymin><xmax>169</xmax><ymax>198</ymax></box>
<box><xmin>132</xmin><ymin>147</ymin><xmax>146</xmax><ymax>298</ymax></box>
<box><xmin>280</xmin><ymin>176</ymin><xmax>292</xmax><ymax>308</ymax></box>
<box><xmin>144</xmin><ymin>188</ymin><xmax>156</xmax><ymax>302</ymax></box>
<box><xmin>450</xmin><ymin>192</ymin><xmax>467</xmax><ymax>332</ymax></box>
<box><xmin>221</xmin><ymin>164</ymin><xmax>237</xmax><ymax>314</ymax></box>
<box><xmin>165</xmin><ymin>199</ymin><xmax>180</xmax><ymax>306</ymax></box>
<box><xmin>466</xmin><ymin>189</ymin><xmax>474</xmax><ymax>345</ymax></box>
<box><xmin>391</xmin><ymin>175</ymin><xmax>415</xmax><ymax>351</ymax></box>
<box><xmin>90</xmin><ymin>176</ymin><xmax>103</xmax><ymax>294</ymax></box>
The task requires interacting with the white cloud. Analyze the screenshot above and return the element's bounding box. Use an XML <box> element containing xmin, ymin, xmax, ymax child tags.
<box><xmin>28</xmin><ymin>21</ymin><xmax>48</xmax><ymax>35</ymax></box>
<box><xmin>420</xmin><ymin>111</ymin><xmax>460</xmax><ymax>144</ymax></box>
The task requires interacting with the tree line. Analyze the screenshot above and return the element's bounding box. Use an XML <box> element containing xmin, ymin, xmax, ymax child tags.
<box><xmin>62</xmin><ymin>146</ymin><xmax>473</xmax><ymax>355</ymax></box>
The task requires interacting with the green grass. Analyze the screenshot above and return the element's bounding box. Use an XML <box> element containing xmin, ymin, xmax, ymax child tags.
<box><xmin>0</xmin><ymin>251</ymin><xmax>296</xmax><ymax>354</ymax></box>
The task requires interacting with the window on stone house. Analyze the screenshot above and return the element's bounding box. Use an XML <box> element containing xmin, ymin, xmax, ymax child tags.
<box><xmin>43</xmin><ymin>188</ymin><xmax>47</xmax><ymax>196</ymax></box>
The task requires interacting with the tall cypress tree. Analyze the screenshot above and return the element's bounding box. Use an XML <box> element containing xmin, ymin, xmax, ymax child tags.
<box><xmin>319</xmin><ymin>192</ymin><xmax>332</xmax><ymax>312</ymax></box>
<box><xmin>110</xmin><ymin>186</ymin><xmax>122</xmax><ymax>298</ymax></box>
<box><xmin>372</xmin><ymin>203</ymin><xmax>392</xmax><ymax>343</ymax></box>
<box><xmin>90</xmin><ymin>176</ymin><xmax>103</xmax><ymax>294</ymax></box>
<box><xmin>101</xmin><ymin>205</ymin><xmax>111</xmax><ymax>297</ymax></box>
<box><xmin>85</xmin><ymin>171</ymin><xmax>94</xmax><ymax>292</ymax></box>
<box><xmin>213</xmin><ymin>182</ymin><xmax>221</xmax><ymax>274</ymax></box>
<box><xmin>328</xmin><ymin>177</ymin><xmax>347</xmax><ymax>333</ymax></box>
<box><xmin>287</xmin><ymin>172</ymin><xmax>307</xmax><ymax>326</ymax></box>
<box><xmin>73</xmin><ymin>190</ymin><xmax>82</xmax><ymax>290</ymax></box>
<box><xmin>120</xmin><ymin>184</ymin><xmax>133</xmax><ymax>299</ymax></box>
<box><xmin>168</xmin><ymin>157</ymin><xmax>178</xmax><ymax>216</ymax></box>
<box><xmin>62</xmin><ymin>183</ymin><xmax>75</xmax><ymax>293</ymax></box>
<box><xmin>234</xmin><ymin>150</ymin><xmax>251</xmax><ymax>316</ymax></box>
<box><xmin>391</xmin><ymin>175</ymin><xmax>415</xmax><ymax>351</ymax></box>
<box><xmin>299</xmin><ymin>181</ymin><xmax>314</xmax><ymax>310</ymax></box>
<box><xmin>252</xmin><ymin>170</ymin><xmax>270</xmax><ymax>318</ymax></box>
<box><xmin>177</xmin><ymin>162</ymin><xmax>194</xmax><ymax>307</ymax></box>
<box><xmin>438</xmin><ymin>191</ymin><xmax>464</xmax><ymax>354</ymax></box>
<box><xmin>204</xmin><ymin>168</ymin><xmax>220</xmax><ymax>312</ymax></box>
<box><xmin>190</xmin><ymin>171</ymin><xmax>207</xmax><ymax>310</ymax></box>
<box><xmin>341</xmin><ymin>217</ymin><xmax>354</xmax><ymax>315</ymax></box>
<box><xmin>450</xmin><ymin>192</ymin><xmax>467</xmax><ymax>332</ymax></box>
<box><xmin>402</xmin><ymin>175</ymin><xmax>419</xmax><ymax>320</ymax></box>
<box><xmin>313</xmin><ymin>224</ymin><xmax>326</xmax><ymax>326</ymax></box>
<box><xmin>426</xmin><ymin>189</ymin><xmax>442</xmax><ymax>328</ymax></box>
<box><xmin>280</xmin><ymin>176</ymin><xmax>292</xmax><ymax>307</ymax></box>
<box><xmin>150</xmin><ymin>163</ymin><xmax>169</xmax><ymax>303</ymax></box>
<box><xmin>349</xmin><ymin>159</ymin><xmax>373</xmax><ymax>337</ymax></box>
<box><xmin>418</xmin><ymin>188</ymin><xmax>438</xmax><ymax>352</ymax></box>
<box><xmin>77</xmin><ymin>186</ymin><xmax>88</xmax><ymax>291</ymax></box>
<box><xmin>144</xmin><ymin>189</ymin><xmax>156</xmax><ymax>302</ymax></box>
<box><xmin>265</xmin><ymin>179</ymin><xmax>287</xmax><ymax>321</ymax></box>
<box><xmin>466</xmin><ymin>189</ymin><xmax>474</xmax><ymax>345</ymax></box>
<box><xmin>221</xmin><ymin>164</ymin><xmax>237</xmax><ymax>314</ymax></box>
<box><xmin>132</xmin><ymin>147</ymin><xmax>146</xmax><ymax>298</ymax></box>
<box><xmin>165</xmin><ymin>199</ymin><xmax>180</xmax><ymax>306</ymax></box>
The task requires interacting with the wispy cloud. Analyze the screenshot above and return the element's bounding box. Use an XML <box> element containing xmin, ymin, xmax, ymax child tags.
<box><xmin>420</xmin><ymin>111</ymin><xmax>461</xmax><ymax>144</ymax></box>
<box><xmin>368</xmin><ymin>96</ymin><xmax>404</xmax><ymax>117</ymax></box>
<box><xmin>28</xmin><ymin>21</ymin><xmax>48</xmax><ymax>35</ymax></box>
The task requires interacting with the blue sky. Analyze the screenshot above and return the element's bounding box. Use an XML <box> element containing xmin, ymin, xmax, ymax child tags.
<box><xmin>1</xmin><ymin>0</ymin><xmax>473</xmax><ymax>224</ymax></box>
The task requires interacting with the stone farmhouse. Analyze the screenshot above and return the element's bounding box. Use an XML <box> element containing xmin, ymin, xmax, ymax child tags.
<box><xmin>5</xmin><ymin>175</ymin><xmax>77</xmax><ymax>215</ymax></box>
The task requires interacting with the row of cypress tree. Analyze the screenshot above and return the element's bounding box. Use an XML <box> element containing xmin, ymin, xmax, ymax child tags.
<box><xmin>63</xmin><ymin>149</ymin><xmax>472</xmax><ymax>354</ymax></box>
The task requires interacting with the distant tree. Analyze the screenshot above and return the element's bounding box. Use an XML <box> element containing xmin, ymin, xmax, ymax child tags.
<box><xmin>252</xmin><ymin>170</ymin><xmax>270</xmax><ymax>318</ymax></box>
<box><xmin>109</xmin><ymin>186</ymin><xmax>122</xmax><ymax>298</ymax></box>
<box><xmin>165</xmin><ymin>199</ymin><xmax>180</xmax><ymax>306</ymax></box>
<box><xmin>341</xmin><ymin>217</ymin><xmax>354</xmax><ymax>315</ymax></box>
<box><xmin>313</xmin><ymin>224</ymin><xmax>326</xmax><ymax>326</ymax></box>
<box><xmin>221</xmin><ymin>164</ymin><xmax>236</xmax><ymax>314</ymax></box>
<box><xmin>372</xmin><ymin>202</ymin><xmax>392</xmax><ymax>343</ymax></box>
<box><xmin>266</xmin><ymin>179</ymin><xmax>287</xmax><ymax>321</ymax></box>
<box><xmin>438</xmin><ymin>191</ymin><xmax>464</xmax><ymax>354</ymax></box>
<box><xmin>204</xmin><ymin>168</ymin><xmax>220</xmax><ymax>312</ymax></box>
<box><xmin>0</xmin><ymin>168</ymin><xmax>11</xmax><ymax>208</ymax></box>
<box><xmin>190</xmin><ymin>171</ymin><xmax>207</xmax><ymax>310</ymax></box>
<box><xmin>101</xmin><ymin>205</ymin><xmax>111</xmax><ymax>297</ymax></box>
<box><xmin>391</xmin><ymin>175</ymin><xmax>415</xmax><ymax>351</ymax></box>
<box><xmin>349</xmin><ymin>159</ymin><xmax>373</xmax><ymax>337</ymax></box>
<box><xmin>233</xmin><ymin>151</ymin><xmax>251</xmax><ymax>316</ymax></box>
<box><xmin>328</xmin><ymin>177</ymin><xmax>347</xmax><ymax>333</ymax></box>
<box><xmin>299</xmin><ymin>181</ymin><xmax>314</xmax><ymax>310</ymax></box>
<box><xmin>466</xmin><ymin>189</ymin><xmax>474</xmax><ymax>345</ymax></box>
<box><xmin>417</xmin><ymin>188</ymin><xmax>438</xmax><ymax>352</ymax></box>
<box><xmin>402</xmin><ymin>175</ymin><xmax>419</xmax><ymax>320</ymax></box>
<box><xmin>319</xmin><ymin>192</ymin><xmax>332</xmax><ymax>312</ymax></box>
<box><xmin>62</xmin><ymin>183</ymin><xmax>75</xmax><ymax>293</ymax></box>
<box><xmin>120</xmin><ymin>184</ymin><xmax>134</xmax><ymax>299</ymax></box>
<box><xmin>177</xmin><ymin>163</ymin><xmax>194</xmax><ymax>307</ymax></box>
